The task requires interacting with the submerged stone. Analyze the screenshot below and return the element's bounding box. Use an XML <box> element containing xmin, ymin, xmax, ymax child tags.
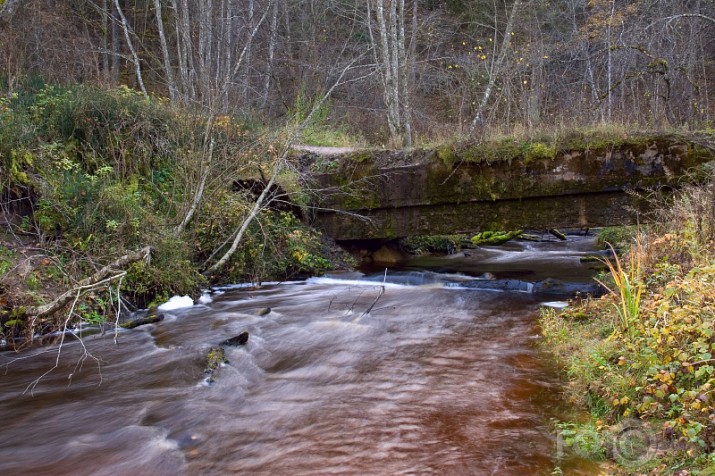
<box><xmin>220</xmin><ymin>331</ymin><xmax>249</xmax><ymax>346</ymax></box>
<box><xmin>371</xmin><ymin>245</ymin><xmax>408</xmax><ymax>264</ymax></box>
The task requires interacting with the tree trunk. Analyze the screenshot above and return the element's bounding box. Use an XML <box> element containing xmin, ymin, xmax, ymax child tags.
<box><xmin>169</xmin><ymin>0</ymin><xmax>186</xmax><ymax>100</ymax></box>
<box><xmin>179</xmin><ymin>0</ymin><xmax>197</xmax><ymax>101</ymax></box>
<box><xmin>111</xmin><ymin>0</ymin><xmax>121</xmax><ymax>85</ymax></box>
<box><xmin>375</xmin><ymin>0</ymin><xmax>400</xmax><ymax>143</ymax></box>
<box><xmin>222</xmin><ymin>0</ymin><xmax>234</xmax><ymax>110</ymax></box>
<box><xmin>113</xmin><ymin>0</ymin><xmax>148</xmax><ymax>97</ymax></box>
<box><xmin>102</xmin><ymin>0</ymin><xmax>110</xmax><ymax>83</ymax></box>
<box><xmin>398</xmin><ymin>0</ymin><xmax>411</xmax><ymax>147</ymax></box>
<box><xmin>176</xmin><ymin>122</ymin><xmax>214</xmax><ymax>235</ymax></box>
<box><xmin>606</xmin><ymin>0</ymin><xmax>615</xmax><ymax>122</ymax></box>
<box><xmin>243</xmin><ymin>0</ymin><xmax>256</xmax><ymax>106</ymax></box>
<box><xmin>153</xmin><ymin>0</ymin><xmax>178</xmax><ymax>101</ymax></box>
<box><xmin>221</xmin><ymin>3</ymin><xmax>271</xmax><ymax>104</ymax></box>
<box><xmin>261</xmin><ymin>0</ymin><xmax>279</xmax><ymax>110</ymax></box>
<box><xmin>469</xmin><ymin>0</ymin><xmax>522</xmax><ymax>133</ymax></box>
<box><xmin>198</xmin><ymin>0</ymin><xmax>214</xmax><ymax>101</ymax></box>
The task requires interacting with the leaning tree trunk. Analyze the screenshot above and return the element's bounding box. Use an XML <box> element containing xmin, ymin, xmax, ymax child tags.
<box><xmin>469</xmin><ymin>0</ymin><xmax>522</xmax><ymax>133</ymax></box>
<box><xmin>113</xmin><ymin>0</ymin><xmax>148</xmax><ymax>97</ymax></box>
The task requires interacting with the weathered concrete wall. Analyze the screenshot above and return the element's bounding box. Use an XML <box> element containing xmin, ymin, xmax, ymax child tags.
<box><xmin>309</xmin><ymin>134</ymin><xmax>714</xmax><ymax>241</ymax></box>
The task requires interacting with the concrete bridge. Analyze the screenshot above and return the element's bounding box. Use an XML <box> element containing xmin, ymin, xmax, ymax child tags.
<box><xmin>306</xmin><ymin>133</ymin><xmax>715</xmax><ymax>241</ymax></box>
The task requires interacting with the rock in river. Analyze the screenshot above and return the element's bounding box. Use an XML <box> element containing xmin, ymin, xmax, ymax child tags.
<box><xmin>204</xmin><ymin>346</ymin><xmax>228</xmax><ymax>384</ymax></box>
<box><xmin>220</xmin><ymin>331</ymin><xmax>249</xmax><ymax>346</ymax></box>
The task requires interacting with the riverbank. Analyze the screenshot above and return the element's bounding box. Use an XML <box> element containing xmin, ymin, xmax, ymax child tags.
<box><xmin>0</xmin><ymin>81</ymin><xmax>352</xmax><ymax>349</ymax></box>
<box><xmin>540</xmin><ymin>176</ymin><xmax>715</xmax><ymax>474</ymax></box>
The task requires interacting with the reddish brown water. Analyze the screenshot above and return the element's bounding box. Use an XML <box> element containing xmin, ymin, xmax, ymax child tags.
<box><xmin>0</xmin><ymin>238</ymin><xmax>601</xmax><ymax>475</ymax></box>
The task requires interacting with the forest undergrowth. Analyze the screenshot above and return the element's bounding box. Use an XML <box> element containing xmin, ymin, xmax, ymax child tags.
<box><xmin>0</xmin><ymin>80</ymin><xmax>347</xmax><ymax>348</ymax></box>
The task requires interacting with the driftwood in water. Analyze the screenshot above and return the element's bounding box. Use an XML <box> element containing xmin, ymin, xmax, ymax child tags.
<box><xmin>470</xmin><ymin>230</ymin><xmax>523</xmax><ymax>246</ymax></box>
<box><xmin>548</xmin><ymin>228</ymin><xmax>567</xmax><ymax>240</ymax></box>
<box><xmin>25</xmin><ymin>246</ymin><xmax>152</xmax><ymax>318</ymax></box>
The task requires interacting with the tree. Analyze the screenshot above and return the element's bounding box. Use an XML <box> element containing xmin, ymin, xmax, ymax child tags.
<box><xmin>368</xmin><ymin>0</ymin><xmax>414</xmax><ymax>147</ymax></box>
<box><xmin>469</xmin><ymin>0</ymin><xmax>521</xmax><ymax>133</ymax></box>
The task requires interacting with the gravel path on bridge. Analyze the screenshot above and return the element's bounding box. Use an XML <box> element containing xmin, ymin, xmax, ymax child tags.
<box><xmin>292</xmin><ymin>145</ymin><xmax>362</xmax><ymax>155</ymax></box>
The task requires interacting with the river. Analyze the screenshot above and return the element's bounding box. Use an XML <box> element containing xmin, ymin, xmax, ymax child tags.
<box><xmin>0</xmin><ymin>235</ymin><xmax>603</xmax><ymax>475</ymax></box>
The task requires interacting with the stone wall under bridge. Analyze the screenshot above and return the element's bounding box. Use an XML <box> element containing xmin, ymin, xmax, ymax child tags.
<box><xmin>306</xmin><ymin>134</ymin><xmax>715</xmax><ymax>241</ymax></box>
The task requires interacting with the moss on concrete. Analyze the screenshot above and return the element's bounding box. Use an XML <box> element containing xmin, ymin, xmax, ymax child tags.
<box><xmin>471</xmin><ymin>230</ymin><xmax>523</xmax><ymax>246</ymax></box>
<box><xmin>312</xmin><ymin>132</ymin><xmax>715</xmax><ymax>240</ymax></box>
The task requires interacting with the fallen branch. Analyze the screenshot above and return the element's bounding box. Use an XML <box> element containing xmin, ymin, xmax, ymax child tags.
<box><xmin>25</xmin><ymin>246</ymin><xmax>152</xmax><ymax>319</ymax></box>
<box><xmin>25</xmin><ymin>285</ymin><xmax>103</xmax><ymax>395</ymax></box>
<box><xmin>203</xmin><ymin>53</ymin><xmax>366</xmax><ymax>275</ymax></box>
<box><xmin>120</xmin><ymin>312</ymin><xmax>164</xmax><ymax>329</ymax></box>
<box><xmin>360</xmin><ymin>268</ymin><xmax>388</xmax><ymax>318</ymax></box>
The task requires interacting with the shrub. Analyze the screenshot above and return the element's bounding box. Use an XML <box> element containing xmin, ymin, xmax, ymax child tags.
<box><xmin>541</xmin><ymin>171</ymin><xmax>715</xmax><ymax>472</ymax></box>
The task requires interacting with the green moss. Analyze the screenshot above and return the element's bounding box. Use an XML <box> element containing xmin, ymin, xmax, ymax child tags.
<box><xmin>344</xmin><ymin>150</ymin><xmax>374</xmax><ymax>163</ymax></box>
<box><xmin>341</xmin><ymin>190</ymin><xmax>380</xmax><ymax>210</ymax></box>
<box><xmin>206</xmin><ymin>346</ymin><xmax>227</xmax><ymax>370</ymax></box>
<box><xmin>523</xmin><ymin>141</ymin><xmax>557</xmax><ymax>162</ymax></box>
<box><xmin>436</xmin><ymin>145</ymin><xmax>456</xmax><ymax>167</ymax></box>
<box><xmin>470</xmin><ymin>230</ymin><xmax>523</xmax><ymax>246</ymax></box>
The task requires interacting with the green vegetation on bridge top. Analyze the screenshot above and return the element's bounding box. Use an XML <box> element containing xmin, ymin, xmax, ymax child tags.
<box><xmin>308</xmin><ymin>126</ymin><xmax>715</xmax><ymax>174</ymax></box>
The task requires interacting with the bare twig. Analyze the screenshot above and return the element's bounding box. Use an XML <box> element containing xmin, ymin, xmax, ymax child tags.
<box><xmin>360</xmin><ymin>269</ymin><xmax>388</xmax><ymax>318</ymax></box>
<box><xmin>113</xmin><ymin>275</ymin><xmax>124</xmax><ymax>345</ymax></box>
<box><xmin>25</xmin><ymin>247</ymin><xmax>151</xmax><ymax>318</ymax></box>
<box><xmin>203</xmin><ymin>54</ymin><xmax>365</xmax><ymax>274</ymax></box>
<box><xmin>25</xmin><ymin>285</ymin><xmax>103</xmax><ymax>395</ymax></box>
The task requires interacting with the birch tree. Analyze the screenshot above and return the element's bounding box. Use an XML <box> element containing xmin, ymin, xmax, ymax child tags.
<box><xmin>368</xmin><ymin>0</ymin><xmax>414</xmax><ymax>147</ymax></box>
<box><xmin>469</xmin><ymin>0</ymin><xmax>521</xmax><ymax>133</ymax></box>
<box><xmin>112</xmin><ymin>0</ymin><xmax>148</xmax><ymax>97</ymax></box>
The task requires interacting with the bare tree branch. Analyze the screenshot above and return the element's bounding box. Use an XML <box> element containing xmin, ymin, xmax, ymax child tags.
<box><xmin>26</xmin><ymin>247</ymin><xmax>152</xmax><ymax>318</ymax></box>
<box><xmin>648</xmin><ymin>13</ymin><xmax>715</xmax><ymax>28</ymax></box>
<box><xmin>203</xmin><ymin>55</ymin><xmax>365</xmax><ymax>275</ymax></box>
<box><xmin>0</xmin><ymin>0</ymin><xmax>23</xmax><ymax>24</ymax></box>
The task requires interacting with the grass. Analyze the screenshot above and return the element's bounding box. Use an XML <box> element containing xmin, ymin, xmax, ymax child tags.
<box><xmin>596</xmin><ymin>241</ymin><xmax>644</xmax><ymax>339</ymax></box>
<box><xmin>299</xmin><ymin>124</ymin><xmax>366</xmax><ymax>147</ymax></box>
<box><xmin>540</xmin><ymin>173</ymin><xmax>715</xmax><ymax>474</ymax></box>
<box><xmin>428</xmin><ymin>121</ymin><xmax>657</xmax><ymax>167</ymax></box>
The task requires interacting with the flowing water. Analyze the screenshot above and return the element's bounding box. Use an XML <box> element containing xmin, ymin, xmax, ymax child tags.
<box><xmin>0</xmin><ymin>235</ymin><xmax>604</xmax><ymax>475</ymax></box>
